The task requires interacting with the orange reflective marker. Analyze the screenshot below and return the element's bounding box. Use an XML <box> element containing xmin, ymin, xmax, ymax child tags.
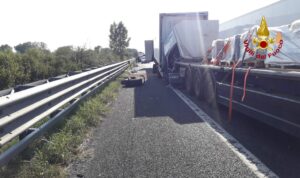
<box><xmin>276</xmin><ymin>32</ymin><xmax>283</xmax><ymax>44</ymax></box>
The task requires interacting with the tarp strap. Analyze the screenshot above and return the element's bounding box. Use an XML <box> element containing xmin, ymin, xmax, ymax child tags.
<box><xmin>228</xmin><ymin>62</ymin><xmax>240</xmax><ymax>121</ymax></box>
<box><xmin>242</xmin><ymin>67</ymin><xmax>252</xmax><ymax>102</ymax></box>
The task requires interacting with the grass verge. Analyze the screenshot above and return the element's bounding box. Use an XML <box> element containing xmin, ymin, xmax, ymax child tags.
<box><xmin>0</xmin><ymin>77</ymin><xmax>122</xmax><ymax>177</ymax></box>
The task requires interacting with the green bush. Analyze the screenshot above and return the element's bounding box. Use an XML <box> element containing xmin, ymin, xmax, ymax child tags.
<box><xmin>0</xmin><ymin>42</ymin><xmax>136</xmax><ymax>90</ymax></box>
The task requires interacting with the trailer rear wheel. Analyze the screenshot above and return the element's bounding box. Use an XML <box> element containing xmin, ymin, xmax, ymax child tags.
<box><xmin>152</xmin><ymin>63</ymin><xmax>158</xmax><ymax>74</ymax></box>
<box><xmin>203</xmin><ymin>71</ymin><xmax>216</xmax><ymax>105</ymax></box>
<box><xmin>185</xmin><ymin>67</ymin><xmax>194</xmax><ymax>95</ymax></box>
<box><xmin>194</xmin><ymin>70</ymin><xmax>204</xmax><ymax>100</ymax></box>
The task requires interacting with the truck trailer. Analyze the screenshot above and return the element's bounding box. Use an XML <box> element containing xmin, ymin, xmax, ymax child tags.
<box><xmin>150</xmin><ymin>12</ymin><xmax>300</xmax><ymax>137</ymax></box>
<box><xmin>144</xmin><ymin>40</ymin><xmax>154</xmax><ymax>63</ymax></box>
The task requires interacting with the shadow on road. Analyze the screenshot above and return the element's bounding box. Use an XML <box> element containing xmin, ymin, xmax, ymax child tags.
<box><xmin>133</xmin><ymin>68</ymin><xmax>203</xmax><ymax>125</ymax></box>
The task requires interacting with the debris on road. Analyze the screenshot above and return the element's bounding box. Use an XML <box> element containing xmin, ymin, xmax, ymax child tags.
<box><xmin>121</xmin><ymin>70</ymin><xmax>147</xmax><ymax>87</ymax></box>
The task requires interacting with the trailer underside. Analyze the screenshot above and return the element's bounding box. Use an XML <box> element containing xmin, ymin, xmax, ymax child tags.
<box><xmin>173</xmin><ymin>61</ymin><xmax>300</xmax><ymax>137</ymax></box>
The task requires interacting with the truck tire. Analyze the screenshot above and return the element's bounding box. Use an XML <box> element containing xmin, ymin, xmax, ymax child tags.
<box><xmin>185</xmin><ymin>67</ymin><xmax>194</xmax><ymax>95</ymax></box>
<box><xmin>194</xmin><ymin>69</ymin><xmax>204</xmax><ymax>100</ymax></box>
<box><xmin>152</xmin><ymin>63</ymin><xmax>158</xmax><ymax>74</ymax></box>
<box><xmin>163</xmin><ymin>71</ymin><xmax>169</xmax><ymax>85</ymax></box>
<box><xmin>203</xmin><ymin>70</ymin><xmax>216</xmax><ymax>106</ymax></box>
<box><xmin>121</xmin><ymin>77</ymin><xmax>144</xmax><ymax>87</ymax></box>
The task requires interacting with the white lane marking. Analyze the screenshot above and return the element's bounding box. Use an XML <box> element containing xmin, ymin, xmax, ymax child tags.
<box><xmin>170</xmin><ymin>86</ymin><xmax>278</xmax><ymax>178</ymax></box>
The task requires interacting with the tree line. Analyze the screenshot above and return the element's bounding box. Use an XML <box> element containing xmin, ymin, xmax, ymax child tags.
<box><xmin>0</xmin><ymin>42</ymin><xmax>137</xmax><ymax>90</ymax></box>
<box><xmin>0</xmin><ymin>21</ymin><xmax>135</xmax><ymax>90</ymax></box>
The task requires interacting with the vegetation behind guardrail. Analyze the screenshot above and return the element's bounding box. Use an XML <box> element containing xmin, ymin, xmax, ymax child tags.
<box><xmin>0</xmin><ymin>42</ymin><xmax>137</xmax><ymax>90</ymax></box>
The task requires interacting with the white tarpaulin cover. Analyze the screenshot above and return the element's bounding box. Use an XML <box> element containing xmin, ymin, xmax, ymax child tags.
<box><xmin>266</xmin><ymin>23</ymin><xmax>300</xmax><ymax>65</ymax></box>
<box><xmin>211</xmin><ymin>39</ymin><xmax>225</xmax><ymax>63</ymax></box>
<box><xmin>239</xmin><ymin>25</ymin><xmax>259</xmax><ymax>63</ymax></box>
<box><xmin>221</xmin><ymin>35</ymin><xmax>240</xmax><ymax>63</ymax></box>
<box><xmin>164</xmin><ymin>31</ymin><xmax>177</xmax><ymax>57</ymax></box>
<box><xmin>159</xmin><ymin>12</ymin><xmax>208</xmax><ymax>66</ymax></box>
<box><xmin>239</xmin><ymin>20</ymin><xmax>300</xmax><ymax>66</ymax></box>
<box><xmin>164</xmin><ymin>20</ymin><xmax>218</xmax><ymax>60</ymax></box>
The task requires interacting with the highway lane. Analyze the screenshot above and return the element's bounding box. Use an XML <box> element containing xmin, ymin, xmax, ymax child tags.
<box><xmin>70</xmin><ymin>64</ymin><xmax>262</xmax><ymax>177</ymax></box>
<box><xmin>183</xmin><ymin>89</ymin><xmax>300</xmax><ymax>178</ymax></box>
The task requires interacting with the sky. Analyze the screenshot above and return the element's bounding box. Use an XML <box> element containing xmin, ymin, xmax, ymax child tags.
<box><xmin>0</xmin><ymin>0</ymin><xmax>278</xmax><ymax>52</ymax></box>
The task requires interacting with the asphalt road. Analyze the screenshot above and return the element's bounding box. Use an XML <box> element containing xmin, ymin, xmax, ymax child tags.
<box><xmin>69</xmin><ymin>64</ymin><xmax>262</xmax><ymax>178</ymax></box>
<box><xmin>69</xmin><ymin>63</ymin><xmax>300</xmax><ymax>178</ymax></box>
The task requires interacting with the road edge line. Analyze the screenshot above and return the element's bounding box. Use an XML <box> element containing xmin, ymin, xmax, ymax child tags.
<box><xmin>170</xmin><ymin>86</ymin><xmax>278</xmax><ymax>178</ymax></box>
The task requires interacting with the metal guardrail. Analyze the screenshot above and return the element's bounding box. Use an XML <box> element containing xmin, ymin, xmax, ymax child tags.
<box><xmin>0</xmin><ymin>60</ymin><xmax>131</xmax><ymax>166</ymax></box>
